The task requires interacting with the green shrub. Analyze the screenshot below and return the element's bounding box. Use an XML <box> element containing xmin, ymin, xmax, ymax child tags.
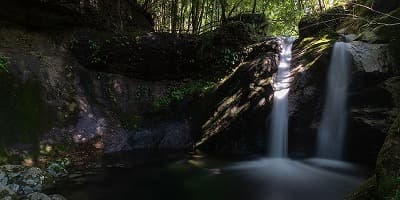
<box><xmin>0</xmin><ymin>54</ymin><xmax>9</xmax><ymax>72</ymax></box>
<box><xmin>153</xmin><ymin>80</ymin><xmax>215</xmax><ymax>109</ymax></box>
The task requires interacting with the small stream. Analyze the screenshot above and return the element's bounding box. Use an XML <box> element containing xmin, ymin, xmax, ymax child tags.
<box><xmin>47</xmin><ymin>152</ymin><xmax>370</xmax><ymax>200</ymax></box>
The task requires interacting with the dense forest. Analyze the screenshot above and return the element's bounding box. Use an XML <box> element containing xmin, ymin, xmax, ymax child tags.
<box><xmin>136</xmin><ymin>0</ymin><xmax>347</xmax><ymax>34</ymax></box>
<box><xmin>0</xmin><ymin>0</ymin><xmax>399</xmax><ymax>199</ymax></box>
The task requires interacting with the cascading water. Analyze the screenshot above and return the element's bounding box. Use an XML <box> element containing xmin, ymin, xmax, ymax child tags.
<box><xmin>317</xmin><ymin>42</ymin><xmax>351</xmax><ymax>160</ymax></box>
<box><xmin>269</xmin><ymin>37</ymin><xmax>294</xmax><ymax>157</ymax></box>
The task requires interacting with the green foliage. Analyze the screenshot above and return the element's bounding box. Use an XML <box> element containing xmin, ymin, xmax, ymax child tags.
<box><xmin>0</xmin><ymin>54</ymin><xmax>9</xmax><ymax>72</ymax></box>
<box><xmin>153</xmin><ymin>80</ymin><xmax>216</xmax><ymax>109</ymax></box>
<box><xmin>138</xmin><ymin>0</ymin><xmax>349</xmax><ymax>35</ymax></box>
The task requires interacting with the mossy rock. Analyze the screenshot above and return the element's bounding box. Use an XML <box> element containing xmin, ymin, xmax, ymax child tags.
<box><xmin>356</xmin><ymin>7</ymin><xmax>400</xmax><ymax>43</ymax></box>
<box><xmin>292</xmin><ymin>34</ymin><xmax>336</xmax><ymax>70</ymax></box>
<box><xmin>345</xmin><ymin>176</ymin><xmax>378</xmax><ymax>200</ymax></box>
<box><xmin>376</xmin><ymin>115</ymin><xmax>400</xmax><ymax>199</ymax></box>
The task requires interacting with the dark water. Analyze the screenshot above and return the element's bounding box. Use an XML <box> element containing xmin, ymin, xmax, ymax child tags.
<box><xmin>47</xmin><ymin>152</ymin><xmax>371</xmax><ymax>200</ymax></box>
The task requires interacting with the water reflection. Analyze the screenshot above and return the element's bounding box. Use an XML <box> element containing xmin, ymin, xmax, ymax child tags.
<box><xmin>47</xmin><ymin>153</ymin><xmax>368</xmax><ymax>200</ymax></box>
<box><xmin>226</xmin><ymin>158</ymin><xmax>366</xmax><ymax>200</ymax></box>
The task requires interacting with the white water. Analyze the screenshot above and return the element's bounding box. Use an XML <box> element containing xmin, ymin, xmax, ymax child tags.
<box><xmin>269</xmin><ymin>37</ymin><xmax>294</xmax><ymax>157</ymax></box>
<box><xmin>317</xmin><ymin>42</ymin><xmax>351</xmax><ymax>159</ymax></box>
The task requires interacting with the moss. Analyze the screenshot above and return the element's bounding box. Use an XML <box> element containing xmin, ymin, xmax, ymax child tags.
<box><xmin>0</xmin><ymin>73</ymin><xmax>54</xmax><ymax>153</ymax></box>
<box><xmin>153</xmin><ymin>80</ymin><xmax>216</xmax><ymax>110</ymax></box>
<box><xmin>294</xmin><ymin>34</ymin><xmax>336</xmax><ymax>69</ymax></box>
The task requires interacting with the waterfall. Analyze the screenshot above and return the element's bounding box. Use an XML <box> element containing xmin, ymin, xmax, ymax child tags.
<box><xmin>317</xmin><ymin>42</ymin><xmax>351</xmax><ymax>160</ymax></box>
<box><xmin>269</xmin><ymin>37</ymin><xmax>294</xmax><ymax>157</ymax></box>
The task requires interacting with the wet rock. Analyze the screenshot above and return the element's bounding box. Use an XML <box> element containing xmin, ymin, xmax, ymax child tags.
<box><xmin>48</xmin><ymin>194</ymin><xmax>67</xmax><ymax>200</ymax></box>
<box><xmin>24</xmin><ymin>193</ymin><xmax>67</xmax><ymax>200</ymax></box>
<box><xmin>22</xmin><ymin>168</ymin><xmax>46</xmax><ymax>190</ymax></box>
<box><xmin>0</xmin><ymin>170</ymin><xmax>8</xmax><ymax>186</ymax></box>
<box><xmin>25</xmin><ymin>192</ymin><xmax>51</xmax><ymax>200</ymax></box>
<box><xmin>21</xmin><ymin>186</ymin><xmax>34</xmax><ymax>195</ymax></box>
<box><xmin>0</xmin><ymin>185</ymin><xmax>17</xmax><ymax>200</ymax></box>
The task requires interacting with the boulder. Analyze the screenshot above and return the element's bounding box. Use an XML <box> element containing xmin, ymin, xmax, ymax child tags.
<box><xmin>0</xmin><ymin>185</ymin><xmax>17</xmax><ymax>200</ymax></box>
<box><xmin>349</xmin><ymin>41</ymin><xmax>395</xmax><ymax>73</ymax></box>
<box><xmin>25</xmin><ymin>192</ymin><xmax>51</xmax><ymax>200</ymax></box>
<box><xmin>48</xmin><ymin>194</ymin><xmax>67</xmax><ymax>200</ymax></box>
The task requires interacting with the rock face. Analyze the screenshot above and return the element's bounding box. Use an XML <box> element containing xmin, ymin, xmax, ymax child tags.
<box><xmin>0</xmin><ymin>26</ymin><xmax>195</xmax><ymax>153</ymax></box>
<box><xmin>0</xmin><ymin>0</ymin><xmax>265</xmax><ymax>154</ymax></box>
<box><xmin>193</xmin><ymin>40</ymin><xmax>280</xmax><ymax>154</ymax></box>
<box><xmin>128</xmin><ymin>120</ymin><xmax>192</xmax><ymax>149</ymax></box>
<box><xmin>0</xmin><ymin>0</ymin><xmax>177</xmax><ymax>154</ymax></box>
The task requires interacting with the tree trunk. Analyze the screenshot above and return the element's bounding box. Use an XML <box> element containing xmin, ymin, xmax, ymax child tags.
<box><xmin>171</xmin><ymin>0</ymin><xmax>178</xmax><ymax>33</ymax></box>
<box><xmin>318</xmin><ymin>0</ymin><xmax>324</xmax><ymax>11</ymax></box>
<box><xmin>219</xmin><ymin>0</ymin><xmax>227</xmax><ymax>23</ymax></box>
<box><xmin>252</xmin><ymin>0</ymin><xmax>257</xmax><ymax>13</ymax></box>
